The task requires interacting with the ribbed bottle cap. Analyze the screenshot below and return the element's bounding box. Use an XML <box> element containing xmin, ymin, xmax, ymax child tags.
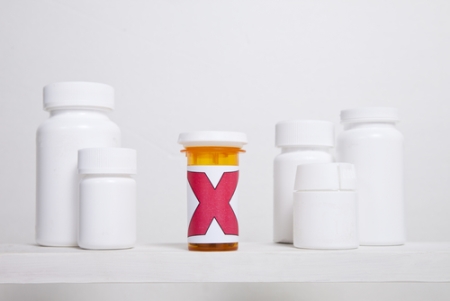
<box><xmin>294</xmin><ymin>163</ymin><xmax>356</xmax><ymax>191</ymax></box>
<box><xmin>78</xmin><ymin>148</ymin><xmax>137</xmax><ymax>175</ymax></box>
<box><xmin>43</xmin><ymin>82</ymin><xmax>114</xmax><ymax>111</ymax></box>
<box><xmin>340</xmin><ymin>107</ymin><xmax>399</xmax><ymax>123</ymax></box>
<box><xmin>275</xmin><ymin>120</ymin><xmax>334</xmax><ymax>147</ymax></box>
<box><xmin>178</xmin><ymin>131</ymin><xmax>247</xmax><ymax>148</ymax></box>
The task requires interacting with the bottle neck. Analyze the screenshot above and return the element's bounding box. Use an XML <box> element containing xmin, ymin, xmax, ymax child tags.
<box><xmin>82</xmin><ymin>174</ymin><xmax>134</xmax><ymax>179</ymax></box>
<box><xmin>49</xmin><ymin>107</ymin><xmax>110</xmax><ymax>117</ymax></box>
<box><xmin>280</xmin><ymin>146</ymin><xmax>331</xmax><ymax>154</ymax></box>
<box><xmin>343</xmin><ymin>121</ymin><xmax>397</xmax><ymax>130</ymax></box>
<box><xmin>183</xmin><ymin>147</ymin><xmax>242</xmax><ymax>166</ymax></box>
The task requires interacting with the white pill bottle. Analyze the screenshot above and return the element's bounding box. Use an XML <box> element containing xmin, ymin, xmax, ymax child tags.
<box><xmin>273</xmin><ymin>120</ymin><xmax>334</xmax><ymax>243</ymax></box>
<box><xmin>78</xmin><ymin>148</ymin><xmax>137</xmax><ymax>250</ymax></box>
<box><xmin>36</xmin><ymin>82</ymin><xmax>121</xmax><ymax>246</ymax></box>
<box><xmin>293</xmin><ymin>163</ymin><xmax>359</xmax><ymax>250</ymax></box>
<box><xmin>337</xmin><ymin>107</ymin><xmax>405</xmax><ymax>246</ymax></box>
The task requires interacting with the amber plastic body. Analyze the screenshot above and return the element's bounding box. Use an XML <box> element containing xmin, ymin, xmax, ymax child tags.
<box><xmin>184</xmin><ymin>146</ymin><xmax>242</xmax><ymax>251</ymax></box>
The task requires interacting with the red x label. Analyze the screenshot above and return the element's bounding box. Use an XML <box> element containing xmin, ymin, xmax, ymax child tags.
<box><xmin>187</xmin><ymin>171</ymin><xmax>239</xmax><ymax>237</ymax></box>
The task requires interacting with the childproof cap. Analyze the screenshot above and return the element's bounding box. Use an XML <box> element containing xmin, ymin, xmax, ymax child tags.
<box><xmin>293</xmin><ymin>163</ymin><xmax>359</xmax><ymax>250</ymax></box>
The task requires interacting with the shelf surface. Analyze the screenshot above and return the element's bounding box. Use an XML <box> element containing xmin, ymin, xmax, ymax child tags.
<box><xmin>1</xmin><ymin>242</ymin><xmax>450</xmax><ymax>283</ymax></box>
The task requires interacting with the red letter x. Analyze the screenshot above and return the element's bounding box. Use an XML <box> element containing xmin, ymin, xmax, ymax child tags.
<box><xmin>188</xmin><ymin>171</ymin><xmax>239</xmax><ymax>236</ymax></box>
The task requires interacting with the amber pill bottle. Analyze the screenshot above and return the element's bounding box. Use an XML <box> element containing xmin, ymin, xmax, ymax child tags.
<box><xmin>178</xmin><ymin>131</ymin><xmax>247</xmax><ymax>251</ymax></box>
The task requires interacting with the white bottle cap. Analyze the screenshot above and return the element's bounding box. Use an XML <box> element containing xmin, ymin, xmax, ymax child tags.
<box><xmin>275</xmin><ymin>120</ymin><xmax>334</xmax><ymax>148</ymax></box>
<box><xmin>294</xmin><ymin>162</ymin><xmax>356</xmax><ymax>191</ymax></box>
<box><xmin>78</xmin><ymin>148</ymin><xmax>137</xmax><ymax>175</ymax></box>
<box><xmin>43</xmin><ymin>82</ymin><xmax>114</xmax><ymax>111</ymax></box>
<box><xmin>178</xmin><ymin>131</ymin><xmax>247</xmax><ymax>148</ymax></box>
<box><xmin>340</xmin><ymin>107</ymin><xmax>399</xmax><ymax>123</ymax></box>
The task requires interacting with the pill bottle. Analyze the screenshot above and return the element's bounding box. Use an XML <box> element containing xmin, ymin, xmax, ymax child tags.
<box><xmin>36</xmin><ymin>82</ymin><xmax>121</xmax><ymax>247</ymax></box>
<box><xmin>78</xmin><ymin>148</ymin><xmax>136</xmax><ymax>250</ymax></box>
<box><xmin>274</xmin><ymin>120</ymin><xmax>334</xmax><ymax>243</ymax></box>
<box><xmin>178</xmin><ymin>131</ymin><xmax>247</xmax><ymax>251</ymax></box>
<box><xmin>293</xmin><ymin>163</ymin><xmax>358</xmax><ymax>250</ymax></box>
<box><xmin>337</xmin><ymin>107</ymin><xmax>405</xmax><ymax>245</ymax></box>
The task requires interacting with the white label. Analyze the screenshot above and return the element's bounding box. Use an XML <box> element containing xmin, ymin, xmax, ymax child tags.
<box><xmin>187</xmin><ymin>166</ymin><xmax>239</xmax><ymax>244</ymax></box>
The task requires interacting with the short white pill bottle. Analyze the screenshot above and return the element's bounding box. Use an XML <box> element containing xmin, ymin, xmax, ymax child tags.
<box><xmin>293</xmin><ymin>163</ymin><xmax>358</xmax><ymax>250</ymax></box>
<box><xmin>36</xmin><ymin>82</ymin><xmax>121</xmax><ymax>247</ymax></box>
<box><xmin>337</xmin><ymin>107</ymin><xmax>405</xmax><ymax>246</ymax></box>
<box><xmin>78</xmin><ymin>148</ymin><xmax>137</xmax><ymax>250</ymax></box>
<box><xmin>274</xmin><ymin>120</ymin><xmax>334</xmax><ymax>243</ymax></box>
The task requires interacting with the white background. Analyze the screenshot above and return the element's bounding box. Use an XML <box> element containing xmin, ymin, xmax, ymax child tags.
<box><xmin>1</xmin><ymin>0</ymin><xmax>450</xmax><ymax>300</ymax></box>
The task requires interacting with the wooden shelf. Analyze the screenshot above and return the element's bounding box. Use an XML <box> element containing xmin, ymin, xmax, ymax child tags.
<box><xmin>1</xmin><ymin>242</ymin><xmax>450</xmax><ymax>283</ymax></box>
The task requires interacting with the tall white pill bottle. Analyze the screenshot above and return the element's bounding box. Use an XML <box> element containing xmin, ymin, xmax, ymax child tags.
<box><xmin>36</xmin><ymin>82</ymin><xmax>121</xmax><ymax>246</ymax></box>
<box><xmin>274</xmin><ymin>120</ymin><xmax>334</xmax><ymax>243</ymax></box>
<box><xmin>337</xmin><ymin>107</ymin><xmax>405</xmax><ymax>246</ymax></box>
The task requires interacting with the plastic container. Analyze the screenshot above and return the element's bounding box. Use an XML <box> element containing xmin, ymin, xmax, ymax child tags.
<box><xmin>337</xmin><ymin>107</ymin><xmax>405</xmax><ymax>246</ymax></box>
<box><xmin>36</xmin><ymin>82</ymin><xmax>121</xmax><ymax>247</ymax></box>
<box><xmin>78</xmin><ymin>147</ymin><xmax>137</xmax><ymax>250</ymax></box>
<box><xmin>178</xmin><ymin>131</ymin><xmax>247</xmax><ymax>251</ymax></box>
<box><xmin>273</xmin><ymin>120</ymin><xmax>334</xmax><ymax>243</ymax></box>
<box><xmin>293</xmin><ymin>163</ymin><xmax>358</xmax><ymax>250</ymax></box>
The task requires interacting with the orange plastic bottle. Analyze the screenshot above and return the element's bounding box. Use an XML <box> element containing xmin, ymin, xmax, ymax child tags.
<box><xmin>178</xmin><ymin>131</ymin><xmax>247</xmax><ymax>251</ymax></box>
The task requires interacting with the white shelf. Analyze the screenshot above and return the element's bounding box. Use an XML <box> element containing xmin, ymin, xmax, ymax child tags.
<box><xmin>1</xmin><ymin>242</ymin><xmax>450</xmax><ymax>283</ymax></box>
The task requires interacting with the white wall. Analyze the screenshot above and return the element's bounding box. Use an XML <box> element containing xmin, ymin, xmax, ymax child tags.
<box><xmin>1</xmin><ymin>0</ymin><xmax>450</xmax><ymax>300</ymax></box>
